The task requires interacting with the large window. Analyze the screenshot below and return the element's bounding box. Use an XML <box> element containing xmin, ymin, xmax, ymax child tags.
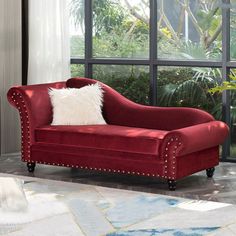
<box><xmin>69</xmin><ymin>0</ymin><xmax>236</xmax><ymax>161</ymax></box>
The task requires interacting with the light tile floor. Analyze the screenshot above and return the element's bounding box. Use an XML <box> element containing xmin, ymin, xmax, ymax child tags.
<box><xmin>0</xmin><ymin>154</ymin><xmax>236</xmax><ymax>204</ymax></box>
<box><xmin>0</xmin><ymin>173</ymin><xmax>236</xmax><ymax>236</ymax></box>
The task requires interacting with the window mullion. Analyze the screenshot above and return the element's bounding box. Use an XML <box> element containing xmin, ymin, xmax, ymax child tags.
<box><xmin>149</xmin><ymin>0</ymin><xmax>158</xmax><ymax>106</ymax></box>
<box><xmin>222</xmin><ymin>0</ymin><xmax>231</xmax><ymax>159</ymax></box>
<box><xmin>84</xmin><ymin>0</ymin><xmax>93</xmax><ymax>78</ymax></box>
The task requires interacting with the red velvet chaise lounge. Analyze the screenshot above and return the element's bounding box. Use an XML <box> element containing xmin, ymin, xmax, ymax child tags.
<box><xmin>7</xmin><ymin>77</ymin><xmax>229</xmax><ymax>190</ymax></box>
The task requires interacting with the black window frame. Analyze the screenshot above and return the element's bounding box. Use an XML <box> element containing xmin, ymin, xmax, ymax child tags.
<box><xmin>23</xmin><ymin>0</ymin><xmax>236</xmax><ymax>161</ymax></box>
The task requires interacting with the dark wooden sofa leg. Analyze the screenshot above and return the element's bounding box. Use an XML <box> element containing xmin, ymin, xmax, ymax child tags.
<box><xmin>168</xmin><ymin>179</ymin><xmax>177</xmax><ymax>191</ymax></box>
<box><xmin>206</xmin><ymin>167</ymin><xmax>215</xmax><ymax>178</ymax></box>
<box><xmin>27</xmin><ymin>162</ymin><xmax>36</xmax><ymax>173</ymax></box>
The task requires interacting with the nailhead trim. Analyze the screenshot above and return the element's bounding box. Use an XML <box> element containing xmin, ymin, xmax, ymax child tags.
<box><xmin>23</xmin><ymin>160</ymin><xmax>163</xmax><ymax>177</ymax></box>
<box><xmin>163</xmin><ymin>137</ymin><xmax>182</xmax><ymax>180</ymax></box>
<box><xmin>12</xmin><ymin>91</ymin><xmax>181</xmax><ymax>180</ymax></box>
<box><xmin>12</xmin><ymin>92</ymin><xmax>31</xmax><ymax>161</ymax></box>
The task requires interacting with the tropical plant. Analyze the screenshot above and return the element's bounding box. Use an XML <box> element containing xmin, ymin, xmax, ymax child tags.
<box><xmin>105</xmin><ymin>73</ymin><xmax>150</xmax><ymax>105</ymax></box>
<box><xmin>208</xmin><ymin>71</ymin><xmax>236</xmax><ymax>130</ymax></box>
<box><xmin>157</xmin><ymin>67</ymin><xmax>222</xmax><ymax>117</ymax></box>
<box><xmin>209</xmin><ymin>75</ymin><xmax>236</xmax><ymax>94</ymax></box>
<box><xmin>70</xmin><ymin>0</ymin><xmax>221</xmax><ymax>50</ymax></box>
<box><xmin>69</xmin><ymin>0</ymin><xmax>224</xmax><ymax>117</ymax></box>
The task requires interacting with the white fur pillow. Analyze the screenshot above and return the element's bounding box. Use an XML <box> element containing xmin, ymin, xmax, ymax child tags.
<box><xmin>49</xmin><ymin>83</ymin><xmax>106</xmax><ymax>125</ymax></box>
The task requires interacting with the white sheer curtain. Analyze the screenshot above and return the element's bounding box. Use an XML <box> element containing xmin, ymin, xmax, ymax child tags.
<box><xmin>28</xmin><ymin>0</ymin><xmax>71</xmax><ymax>85</ymax></box>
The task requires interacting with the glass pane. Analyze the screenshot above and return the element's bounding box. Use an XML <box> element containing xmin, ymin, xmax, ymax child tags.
<box><xmin>69</xmin><ymin>0</ymin><xmax>85</xmax><ymax>58</ymax></box>
<box><xmin>230</xmin><ymin>3</ymin><xmax>236</xmax><ymax>60</ymax></box>
<box><xmin>71</xmin><ymin>64</ymin><xmax>85</xmax><ymax>77</ymax></box>
<box><xmin>157</xmin><ymin>0</ymin><xmax>222</xmax><ymax>60</ymax></box>
<box><xmin>230</xmin><ymin>92</ymin><xmax>236</xmax><ymax>158</ymax></box>
<box><xmin>93</xmin><ymin>65</ymin><xmax>149</xmax><ymax>104</ymax></box>
<box><xmin>92</xmin><ymin>0</ymin><xmax>149</xmax><ymax>58</ymax></box>
<box><xmin>230</xmin><ymin>69</ymin><xmax>236</xmax><ymax>157</ymax></box>
<box><xmin>157</xmin><ymin>66</ymin><xmax>222</xmax><ymax>118</ymax></box>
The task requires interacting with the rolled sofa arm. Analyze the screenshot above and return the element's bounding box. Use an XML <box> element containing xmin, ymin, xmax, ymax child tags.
<box><xmin>161</xmin><ymin>120</ymin><xmax>229</xmax><ymax>158</ymax></box>
<box><xmin>7</xmin><ymin>82</ymin><xmax>66</xmax><ymax>161</ymax></box>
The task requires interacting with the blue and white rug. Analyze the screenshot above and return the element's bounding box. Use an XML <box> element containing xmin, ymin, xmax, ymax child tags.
<box><xmin>0</xmin><ymin>173</ymin><xmax>236</xmax><ymax>236</ymax></box>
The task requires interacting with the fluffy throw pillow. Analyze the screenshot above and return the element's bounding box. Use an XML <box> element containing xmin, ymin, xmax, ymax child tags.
<box><xmin>49</xmin><ymin>83</ymin><xmax>106</xmax><ymax>125</ymax></box>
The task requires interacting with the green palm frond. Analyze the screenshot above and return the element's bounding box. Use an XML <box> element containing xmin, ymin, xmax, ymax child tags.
<box><xmin>209</xmin><ymin>81</ymin><xmax>236</xmax><ymax>94</ymax></box>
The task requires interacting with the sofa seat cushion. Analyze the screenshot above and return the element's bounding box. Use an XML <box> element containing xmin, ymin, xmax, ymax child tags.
<box><xmin>35</xmin><ymin>125</ymin><xmax>168</xmax><ymax>155</ymax></box>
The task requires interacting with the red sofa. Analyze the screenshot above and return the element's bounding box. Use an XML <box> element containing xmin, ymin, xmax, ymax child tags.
<box><xmin>7</xmin><ymin>77</ymin><xmax>229</xmax><ymax>190</ymax></box>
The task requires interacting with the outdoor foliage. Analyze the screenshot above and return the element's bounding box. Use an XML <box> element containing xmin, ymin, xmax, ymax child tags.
<box><xmin>69</xmin><ymin>0</ymin><xmax>233</xmax><ymax>121</ymax></box>
<box><xmin>98</xmin><ymin>72</ymin><xmax>150</xmax><ymax>105</ymax></box>
<box><xmin>93</xmin><ymin>65</ymin><xmax>150</xmax><ymax>105</ymax></box>
<box><xmin>209</xmin><ymin>74</ymin><xmax>236</xmax><ymax>94</ymax></box>
<box><xmin>157</xmin><ymin>67</ymin><xmax>221</xmax><ymax>116</ymax></box>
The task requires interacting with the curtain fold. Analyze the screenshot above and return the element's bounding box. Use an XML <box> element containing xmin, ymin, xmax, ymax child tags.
<box><xmin>27</xmin><ymin>0</ymin><xmax>70</xmax><ymax>85</ymax></box>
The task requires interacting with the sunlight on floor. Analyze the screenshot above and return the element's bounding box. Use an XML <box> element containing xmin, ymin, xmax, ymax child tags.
<box><xmin>177</xmin><ymin>200</ymin><xmax>231</xmax><ymax>212</ymax></box>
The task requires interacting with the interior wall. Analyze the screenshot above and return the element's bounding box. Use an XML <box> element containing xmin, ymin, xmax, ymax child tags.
<box><xmin>0</xmin><ymin>0</ymin><xmax>21</xmax><ymax>154</ymax></box>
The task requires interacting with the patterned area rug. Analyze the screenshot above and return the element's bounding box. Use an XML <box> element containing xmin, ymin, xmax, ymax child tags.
<box><xmin>0</xmin><ymin>173</ymin><xmax>236</xmax><ymax>236</ymax></box>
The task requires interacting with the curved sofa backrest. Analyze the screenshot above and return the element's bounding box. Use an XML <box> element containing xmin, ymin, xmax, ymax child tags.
<box><xmin>66</xmin><ymin>77</ymin><xmax>214</xmax><ymax>130</ymax></box>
